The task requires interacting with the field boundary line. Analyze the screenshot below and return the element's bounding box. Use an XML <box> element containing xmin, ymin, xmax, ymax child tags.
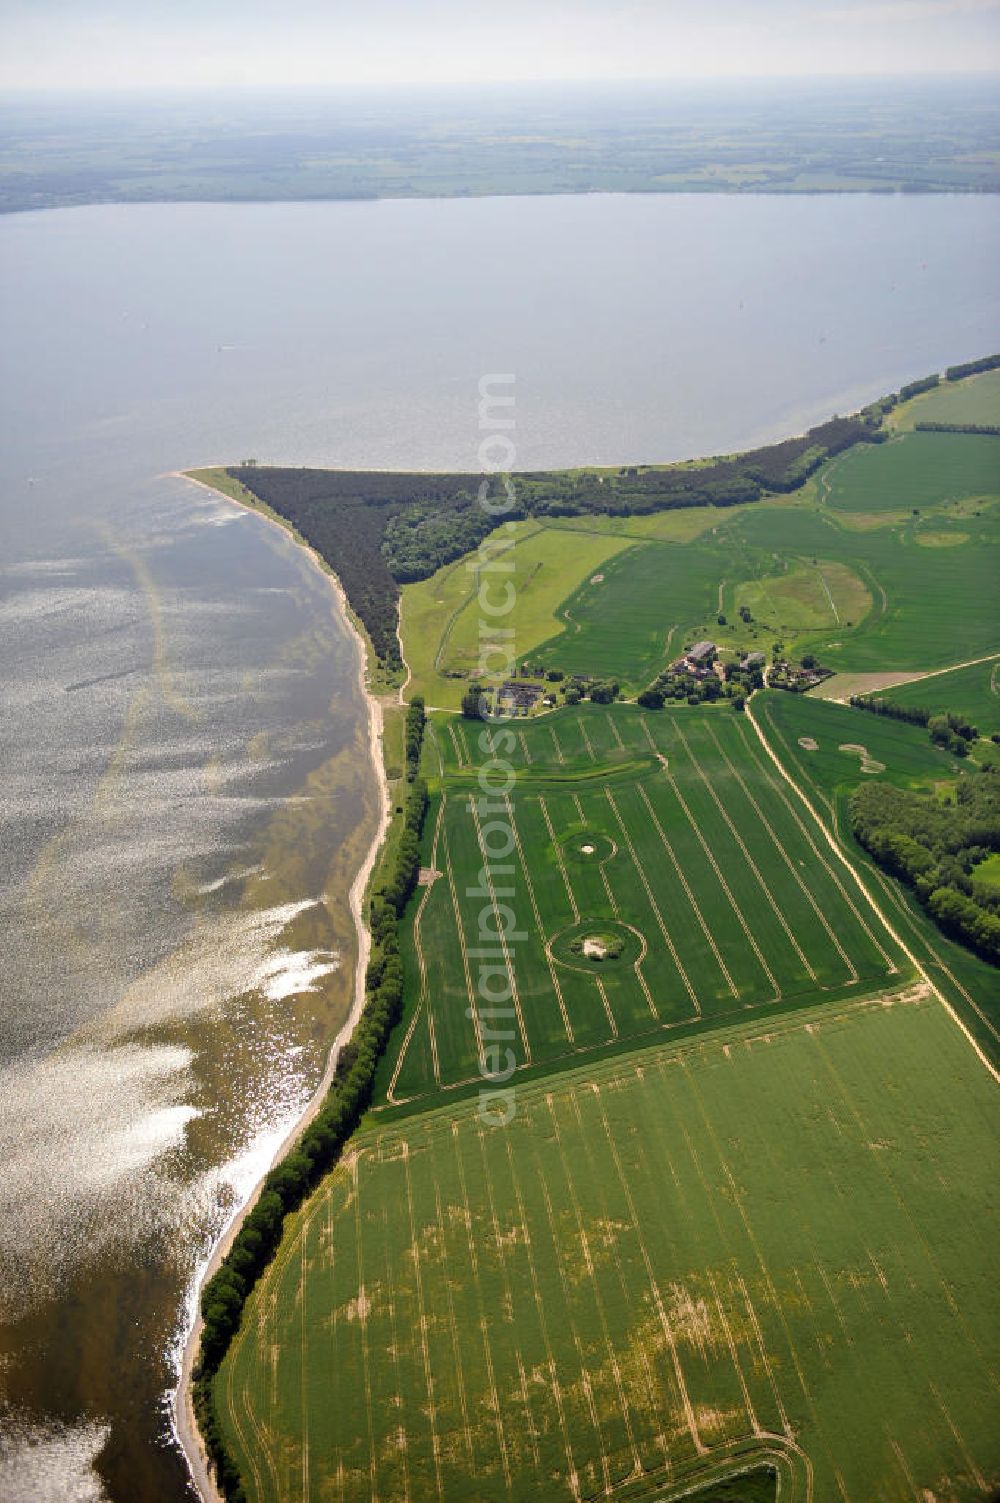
<box><xmin>827</xmin><ymin>787</ymin><xmax>1000</xmax><ymax>1040</ymax></box>
<box><xmin>543</xmin><ymin>1091</ymin><xmax>643</xmax><ymax>1483</ymax></box>
<box><xmin>350</xmin><ymin>1154</ymin><xmax>378</xmax><ymax>1502</ymax></box>
<box><xmin>401</xmin><ymin>1139</ymin><xmax>446</xmax><ymax>1503</ymax></box>
<box><xmin>539</xmin><ymin>794</ymin><xmax>581</xmax><ymax>923</ymax></box>
<box><xmin>442</xmin><ymin>821</ymin><xmax>486</xmax><ymax>1071</ymax></box>
<box><xmin>735</xmin><ymin>717</ymin><xmax>895</xmax><ymax>970</ymax></box>
<box><xmin>589</xmin><ymin>1080</ymin><xmax>707</xmax><ymax>1458</ymax></box>
<box><xmin>659</xmin><ymin>765</ymin><xmax>781</xmax><ymax>998</ymax></box>
<box><xmin>705</xmin><ymin>723</ymin><xmax>857</xmax><ymax>979</ymax></box>
<box><xmin>432</xmin><ymin>1179</ymin><xmax>476</xmax><ymax>1470</ymax></box>
<box><xmin>501</xmin><ymin>1132</ymin><xmax>584</xmax><ymax>1498</ymax></box>
<box><xmin>674</xmin><ymin>722</ymin><xmax>816</xmax><ymax>982</ymax></box>
<box><xmin>811</xmin><ymin>1032</ymin><xmax>1000</xmax><ymax>1397</ymax></box>
<box><xmin>532</xmin><ymin>1144</ymin><xmax>617</xmax><ymax>1495</ymax></box>
<box><xmin>605</xmin><ymin>786</ymin><xmax>698</xmax><ymax>1015</ymax></box>
<box><xmin>387</xmin><ymin>794</ymin><xmax>447</xmax><ymax>1101</ymax></box>
<box><xmin>505</xmin><ymin>793</ymin><xmax>575</xmax><ymax>1043</ymax></box>
<box><xmin>467</xmin><ymin>796</ymin><xmax>533</xmax><ymax>1062</ymax></box>
<box><xmin>637</xmin><ymin>780</ymin><xmax>737</xmax><ymax>1001</ymax></box>
<box><xmin>579</xmin><ymin>716</ymin><xmax>598</xmax><ymax>763</ymax></box>
<box><xmin>747</xmin><ymin>695</ymin><xmax>1000</xmax><ymax>1086</ymax></box>
<box><xmin>449</xmin><ymin>1122</ymin><xmax>514</xmax><ymax>1488</ymax></box>
<box><xmin>379</xmin><ymin>1198</ymin><xmax>412</xmax><ymax>1502</ymax></box>
<box><xmin>566</xmin><ymin>1089</ymin><xmax>673</xmax><ymax>1481</ymax></box>
<box><xmin>606</xmin><ymin>712</ymin><xmax>627</xmax><ymax>752</ymax></box>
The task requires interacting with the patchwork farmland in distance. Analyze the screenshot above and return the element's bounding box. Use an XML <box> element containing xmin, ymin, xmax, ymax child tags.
<box><xmin>218</xmin><ymin>991</ymin><xmax>1000</xmax><ymax>1503</ymax></box>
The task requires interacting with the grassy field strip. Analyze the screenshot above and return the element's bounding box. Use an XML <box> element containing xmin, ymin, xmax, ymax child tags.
<box><xmin>747</xmin><ymin>697</ymin><xmax>1000</xmax><ymax>1086</ymax></box>
<box><xmin>652</xmin><ymin>761</ymin><xmax>781</xmax><ymax>998</ymax></box>
<box><xmin>386</xmin><ymin>796</ymin><xmax>447</xmax><ymax>1103</ymax></box>
<box><xmin>729</xmin><ymin>719</ymin><xmax>896</xmax><ymax>971</ymax></box>
<box><xmin>218</xmin><ymin>990</ymin><xmax>1000</xmax><ymax>1501</ymax></box>
<box><xmin>673</xmin><ymin>722</ymin><xmax>817</xmax><ymax>983</ymax></box>
<box><xmin>703</xmin><ymin>723</ymin><xmax>856</xmax><ymax>978</ymax></box>
<box><xmin>538</xmin><ymin>795</ymin><xmax>581</xmax><ymax>922</ymax></box>
<box><xmin>503</xmin><ymin>791</ymin><xmax>576</xmax><ymax>1044</ymax></box>
<box><xmin>604</xmin><ymin>786</ymin><xmax>698</xmax><ymax>1015</ymax></box>
<box><xmin>635</xmin><ymin>781</ymin><xmax>738</xmax><ymax>1000</ymax></box>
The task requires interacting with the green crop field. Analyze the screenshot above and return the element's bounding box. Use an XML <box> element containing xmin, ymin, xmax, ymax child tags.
<box><xmin>207</xmin><ymin>373</ymin><xmax>1000</xmax><ymax>1503</ymax></box>
<box><xmin>529</xmin><ymin>542</ymin><xmax>734</xmax><ymax>688</ymax></box>
<box><xmin>820</xmin><ymin>431</ymin><xmax>1000</xmax><ymax>515</ymax></box>
<box><xmin>751</xmin><ymin>691</ymin><xmax>1000</xmax><ymax>1058</ymax></box>
<box><xmin>217</xmin><ymin>990</ymin><xmax>1000</xmax><ymax>1503</ymax></box>
<box><xmin>891</xmin><ymin>368</ymin><xmax>1000</xmax><ymax>432</ymax></box>
<box><xmin>380</xmin><ymin>704</ymin><xmax>903</xmax><ymax>1107</ymax></box>
<box><xmin>876</xmin><ymin>655</ymin><xmax>1000</xmax><ymax>735</ymax></box>
<box><xmin>727</xmin><ymin>501</ymin><xmax>1000</xmax><ymax>671</ymax></box>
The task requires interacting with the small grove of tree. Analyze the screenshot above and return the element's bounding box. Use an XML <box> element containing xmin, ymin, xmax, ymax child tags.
<box><xmin>850</xmin><ymin>695</ymin><xmax>978</xmax><ymax>756</ymax></box>
<box><xmin>589</xmin><ymin>681</ymin><xmax>620</xmax><ymax>705</ymax></box>
<box><xmin>849</xmin><ymin>774</ymin><xmax>1000</xmax><ymax>966</ymax></box>
<box><xmin>193</xmin><ymin>717</ymin><xmax>431</xmax><ymax>1501</ymax></box>
<box><xmin>461</xmin><ymin>685</ymin><xmax>485</xmax><ymax>719</ymax></box>
<box><xmin>898</xmin><ymin>374</ymin><xmax>940</xmax><ymax>401</ymax></box>
<box><xmin>945</xmin><ymin>353</ymin><xmax>1000</xmax><ymax>381</ymax></box>
<box><xmin>637</xmin><ymin>687</ymin><xmax>664</xmax><ymax>710</ymax></box>
<box><xmin>849</xmin><ymin>694</ymin><xmax>930</xmax><ymax>727</ymax></box>
<box><xmin>404</xmin><ymin>695</ymin><xmax>425</xmax><ymax>779</ymax></box>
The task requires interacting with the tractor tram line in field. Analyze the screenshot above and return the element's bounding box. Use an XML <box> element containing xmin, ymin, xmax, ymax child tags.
<box><xmin>216</xmin><ymin>693</ymin><xmax>1000</xmax><ymax>1503</ymax></box>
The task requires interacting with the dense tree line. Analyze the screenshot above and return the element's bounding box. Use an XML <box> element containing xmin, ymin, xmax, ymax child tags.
<box><xmin>849</xmin><ymin>694</ymin><xmax>979</xmax><ymax>755</ymax></box>
<box><xmin>945</xmin><ymin>353</ymin><xmax>1000</xmax><ymax>381</ymax></box>
<box><xmin>193</xmin><ymin>720</ymin><xmax>431</xmax><ymax>1502</ymax></box>
<box><xmin>914</xmin><ymin>421</ymin><xmax>1000</xmax><ymax>436</ymax></box>
<box><xmin>404</xmin><ymin>695</ymin><xmax>425</xmax><ymax>780</ymax></box>
<box><xmin>229</xmin><ymin>370</ymin><xmax>952</xmax><ymax>679</ymax></box>
<box><xmin>849</xmin><ymin>694</ymin><xmax>930</xmax><ymax>727</ymax></box>
<box><xmin>850</xmin><ymin>774</ymin><xmax>1000</xmax><ymax>965</ymax></box>
<box><xmin>898</xmin><ymin>374</ymin><xmax>940</xmax><ymax>400</ymax></box>
<box><xmin>228</xmin><ymin>466</ymin><xmax>485</xmax><ymax>668</ymax></box>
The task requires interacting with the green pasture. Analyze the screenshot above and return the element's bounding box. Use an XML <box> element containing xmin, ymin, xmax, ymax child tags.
<box><xmin>217</xmin><ymin>991</ymin><xmax>1000</xmax><ymax>1503</ymax></box>
<box><xmin>726</xmin><ymin>501</ymin><xmax>1000</xmax><ymax>671</ymax></box>
<box><xmin>751</xmin><ymin>691</ymin><xmax>1000</xmax><ymax>1057</ymax></box>
<box><xmin>877</xmin><ymin>655</ymin><xmax>1000</xmax><ymax>736</ymax></box>
<box><xmin>820</xmin><ymin>430</ymin><xmax>1000</xmax><ymax>515</ymax></box>
<box><xmin>379</xmin><ymin>703</ymin><xmax>903</xmax><ymax>1108</ymax></box>
<box><xmin>890</xmin><ymin>368</ymin><xmax>1000</xmax><ymax>432</ymax></box>
<box><xmin>400</xmin><ymin>522</ymin><xmax>632</xmax><ymax>708</ymax></box>
<box><xmin>529</xmin><ymin>540</ymin><xmax>732</xmax><ymax>686</ymax></box>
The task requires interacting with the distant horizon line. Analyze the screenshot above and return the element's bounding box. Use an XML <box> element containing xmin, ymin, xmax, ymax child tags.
<box><xmin>3</xmin><ymin>70</ymin><xmax>1000</xmax><ymax>100</ymax></box>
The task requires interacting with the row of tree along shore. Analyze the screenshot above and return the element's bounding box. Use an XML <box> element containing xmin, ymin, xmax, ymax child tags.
<box><xmin>193</xmin><ymin>700</ymin><xmax>429</xmax><ymax>1503</ymax></box>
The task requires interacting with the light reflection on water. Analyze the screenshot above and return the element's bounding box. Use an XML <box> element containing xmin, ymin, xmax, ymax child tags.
<box><xmin>1</xmin><ymin>192</ymin><xmax>997</xmax><ymax>1501</ymax></box>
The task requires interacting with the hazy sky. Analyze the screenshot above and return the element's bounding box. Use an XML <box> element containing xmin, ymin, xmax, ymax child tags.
<box><xmin>2</xmin><ymin>0</ymin><xmax>999</xmax><ymax>90</ymax></box>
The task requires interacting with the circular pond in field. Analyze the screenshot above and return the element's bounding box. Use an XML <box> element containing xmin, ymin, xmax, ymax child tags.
<box><xmin>549</xmin><ymin>919</ymin><xmax>645</xmax><ymax>973</ymax></box>
<box><xmin>557</xmin><ymin>829</ymin><xmax>617</xmax><ymax>865</ymax></box>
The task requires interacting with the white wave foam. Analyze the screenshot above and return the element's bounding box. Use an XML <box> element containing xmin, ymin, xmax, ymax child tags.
<box><xmin>254</xmin><ymin>949</ymin><xmax>340</xmax><ymax>1003</ymax></box>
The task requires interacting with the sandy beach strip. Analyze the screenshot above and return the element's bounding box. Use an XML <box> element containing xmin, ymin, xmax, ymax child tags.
<box><xmin>167</xmin><ymin>467</ymin><xmax>393</xmax><ymax>1503</ymax></box>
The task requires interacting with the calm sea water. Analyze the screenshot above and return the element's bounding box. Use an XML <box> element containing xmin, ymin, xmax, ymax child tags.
<box><xmin>0</xmin><ymin>192</ymin><xmax>997</xmax><ymax>1503</ymax></box>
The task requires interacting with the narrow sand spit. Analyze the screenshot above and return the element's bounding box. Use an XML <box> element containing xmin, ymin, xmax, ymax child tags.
<box><xmin>168</xmin><ymin>470</ymin><xmax>391</xmax><ymax>1503</ymax></box>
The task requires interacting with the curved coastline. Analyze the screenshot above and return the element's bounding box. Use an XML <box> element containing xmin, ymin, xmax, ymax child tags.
<box><xmin>168</xmin><ymin>466</ymin><xmax>393</xmax><ymax>1503</ymax></box>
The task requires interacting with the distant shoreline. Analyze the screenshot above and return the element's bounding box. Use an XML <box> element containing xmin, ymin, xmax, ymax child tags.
<box><xmin>169</xmin><ymin>466</ymin><xmax>392</xmax><ymax>1503</ymax></box>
